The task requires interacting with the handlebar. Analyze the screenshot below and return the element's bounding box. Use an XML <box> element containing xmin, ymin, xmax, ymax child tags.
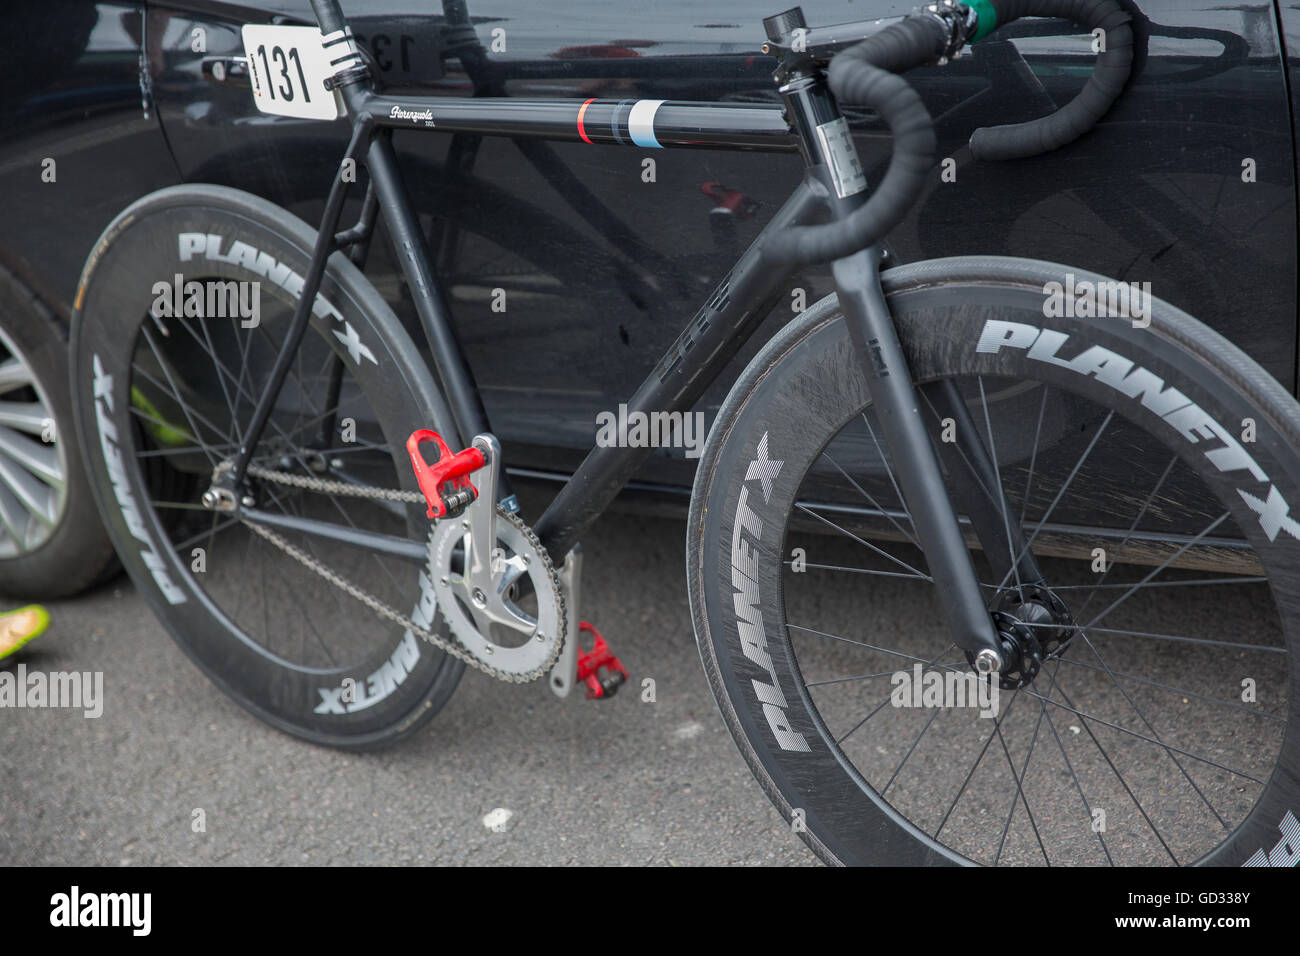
<box><xmin>969</xmin><ymin>0</ymin><xmax>1134</xmax><ymax>160</ymax></box>
<box><xmin>765</xmin><ymin>0</ymin><xmax>1134</xmax><ymax>268</ymax></box>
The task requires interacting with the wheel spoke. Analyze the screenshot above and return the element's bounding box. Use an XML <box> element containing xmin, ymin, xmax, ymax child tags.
<box><xmin>1075</xmin><ymin>629</ymin><xmax>1229</xmax><ymax>829</ymax></box>
<box><xmin>822</xmin><ymin>449</ymin><xmax>920</xmax><ymax>550</ymax></box>
<box><xmin>998</xmin><ymin>410</ymin><xmax>1115</xmax><ymax>592</ymax></box>
<box><xmin>1074</xmin><ymin>454</ymin><xmax>1177</xmax><ymax>621</ymax></box>
<box><xmin>1034</xmin><ymin>668</ymin><xmax>1181</xmax><ymax>863</ymax></box>
<box><xmin>794</xmin><ymin>501</ymin><xmax>930</xmax><ymax>579</ymax></box>
<box><xmin>883</xmin><ymin>706</ymin><xmax>942</xmax><ymax>796</ymax></box>
<box><xmin>1019</xmin><ymin>385</ymin><xmax>1049</xmax><ymax>525</ymax></box>
<box><xmin>1019</xmin><ymin>682</ymin><xmax>1265</xmax><ymax>784</ymax></box>
<box><xmin>935</xmin><ymin>687</ymin><xmax>1028</xmax><ymax>841</ymax></box>
<box><xmin>783</xmin><ymin>559</ymin><xmax>929</xmax><ymax>582</ymax></box>
<box><xmin>833</xmin><ymin>643</ymin><xmax>956</xmax><ymax>746</ymax></box>
<box><xmin>1037</xmin><ymin>662</ymin><xmax>1115</xmax><ymax>864</ymax></box>
<box><xmin>1085</xmin><ymin>511</ymin><xmax>1233</xmax><ymax>628</ymax></box>
<box><xmin>1052</xmin><ymin>655</ymin><xmax>1283</xmax><ymax>721</ymax></box>
<box><xmin>861</xmin><ymin>411</ymin><xmax>917</xmax><ymax>536</ymax></box>
<box><xmin>1021</xmin><ymin>619</ymin><xmax>1285</xmax><ymax>654</ymax></box>
<box><xmin>977</xmin><ymin>375</ymin><xmax>1024</xmax><ymax>596</ymax></box>
<box><xmin>992</xmin><ymin>702</ymin><xmax>1050</xmax><ymax>866</ymax></box>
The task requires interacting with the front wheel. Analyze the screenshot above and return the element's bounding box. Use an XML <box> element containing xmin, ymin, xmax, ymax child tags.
<box><xmin>689</xmin><ymin>256</ymin><xmax>1300</xmax><ymax>866</ymax></box>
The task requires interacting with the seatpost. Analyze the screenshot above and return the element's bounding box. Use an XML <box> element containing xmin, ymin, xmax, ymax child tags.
<box><xmin>309</xmin><ymin>0</ymin><xmax>349</xmax><ymax>34</ymax></box>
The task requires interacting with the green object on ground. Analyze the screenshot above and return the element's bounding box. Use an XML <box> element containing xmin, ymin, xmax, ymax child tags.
<box><xmin>0</xmin><ymin>605</ymin><xmax>50</xmax><ymax>660</ymax></box>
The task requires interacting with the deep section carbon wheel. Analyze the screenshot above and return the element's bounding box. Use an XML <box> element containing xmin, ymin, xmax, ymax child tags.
<box><xmin>689</xmin><ymin>257</ymin><xmax>1300</xmax><ymax>866</ymax></box>
<box><xmin>70</xmin><ymin>184</ymin><xmax>464</xmax><ymax>749</ymax></box>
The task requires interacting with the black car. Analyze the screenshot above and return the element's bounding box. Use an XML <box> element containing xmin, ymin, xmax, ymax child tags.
<box><xmin>0</xmin><ymin>0</ymin><xmax>1296</xmax><ymax>593</ymax></box>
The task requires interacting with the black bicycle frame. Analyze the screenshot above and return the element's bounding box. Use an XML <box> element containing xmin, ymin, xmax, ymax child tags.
<box><xmin>228</xmin><ymin>0</ymin><xmax>1016</xmax><ymax>665</ymax></box>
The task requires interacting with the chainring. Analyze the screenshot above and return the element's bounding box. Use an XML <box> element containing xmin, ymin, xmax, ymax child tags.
<box><xmin>428</xmin><ymin>506</ymin><xmax>565</xmax><ymax>677</ymax></box>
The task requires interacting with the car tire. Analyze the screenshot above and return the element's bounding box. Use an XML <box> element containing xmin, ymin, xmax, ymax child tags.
<box><xmin>0</xmin><ymin>262</ymin><xmax>118</xmax><ymax>598</ymax></box>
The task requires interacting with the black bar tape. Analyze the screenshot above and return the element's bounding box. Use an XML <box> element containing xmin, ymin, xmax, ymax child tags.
<box><xmin>763</xmin><ymin>15</ymin><xmax>949</xmax><ymax>268</ymax></box>
<box><xmin>968</xmin><ymin>0</ymin><xmax>1133</xmax><ymax>160</ymax></box>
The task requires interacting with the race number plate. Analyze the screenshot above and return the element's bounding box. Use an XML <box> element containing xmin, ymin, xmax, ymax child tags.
<box><xmin>241</xmin><ymin>25</ymin><xmax>343</xmax><ymax>121</ymax></box>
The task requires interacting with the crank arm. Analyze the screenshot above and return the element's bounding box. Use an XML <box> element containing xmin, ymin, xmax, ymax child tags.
<box><xmin>409</xmin><ymin>428</ymin><xmax>535</xmax><ymax>636</ymax></box>
<box><xmin>462</xmin><ymin>434</ymin><xmax>533</xmax><ymax>635</ymax></box>
<box><xmin>550</xmin><ymin>544</ymin><xmax>583</xmax><ymax>697</ymax></box>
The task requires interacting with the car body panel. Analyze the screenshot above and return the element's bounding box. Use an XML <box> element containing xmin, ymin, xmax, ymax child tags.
<box><xmin>0</xmin><ymin>3</ymin><xmax>180</xmax><ymax>317</ymax></box>
<box><xmin>3</xmin><ymin>0</ymin><xmax>1296</xmax><ymax>494</ymax></box>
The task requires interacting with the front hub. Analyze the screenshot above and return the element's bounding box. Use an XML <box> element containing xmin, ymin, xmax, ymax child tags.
<box><xmin>966</xmin><ymin>584</ymin><xmax>1075</xmax><ymax>690</ymax></box>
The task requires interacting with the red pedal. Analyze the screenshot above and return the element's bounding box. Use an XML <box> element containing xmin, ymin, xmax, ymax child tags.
<box><xmin>406</xmin><ymin>429</ymin><xmax>487</xmax><ymax>519</ymax></box>
<box><xmin>575</xmin><ymin>621</ymin><xmax>628</xmax><ymax>700</ymax></box>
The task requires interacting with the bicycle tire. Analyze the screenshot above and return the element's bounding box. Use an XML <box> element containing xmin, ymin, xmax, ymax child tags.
<box><xmin>70</xmin><ymin>184</ymin><xmax>464</xmax><ymax>750</ymax></box>
<box><xmin>689</xmin><ymin>255</ymin><xmax>1300</xmax><ymax>865</ymax></box>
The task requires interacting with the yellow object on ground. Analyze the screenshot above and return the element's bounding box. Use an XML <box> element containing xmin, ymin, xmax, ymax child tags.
<box><xmin>0</xmin><ymin>605</ymin><xmax>50</xmax><ymax>660</ymax></box>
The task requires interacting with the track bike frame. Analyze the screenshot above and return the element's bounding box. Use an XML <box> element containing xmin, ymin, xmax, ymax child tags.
<box><xmin>222</xmin><ymin>0</ymin><xmax>1043</xmax><ymax>668</ymax></box>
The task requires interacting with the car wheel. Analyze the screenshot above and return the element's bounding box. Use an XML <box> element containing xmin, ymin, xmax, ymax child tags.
<box><xmin>0</xmin><ymin>263</ymin><xmax>118</xmax><ymax>598</ymax></box>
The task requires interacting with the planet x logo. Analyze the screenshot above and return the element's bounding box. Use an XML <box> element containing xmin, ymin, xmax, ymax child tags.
<box><xmin>731</xmin><ymin>432</ymin><xmax>810</xmax><ymax>752</ymax></box>
<box><xmin>1242</xmin><ymin>810</ymin><xmax>1300</xmax><ymax>866</ymax></box>
<box><xmin>976</xmin><ymin>319</ymin><xmax>1300</xmax><ymax>544</ymax></box>
<box><xmin>177</xmin><ymin>233</ymin><xmax>376</xmax><ymax>365</ymax></box>
<box><xmin>313</xmin><ymin>571</ymin><xmax>431</xmax><ymax>714</ymax></box>
<box><xmin>92</xmin><ymin>355</ymin><xmax>186</xmax><ymax>605</ymax></box>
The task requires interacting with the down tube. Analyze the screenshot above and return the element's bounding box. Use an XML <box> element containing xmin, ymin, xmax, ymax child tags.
<box><xmin>534</xmin><ymin>181</ymin><xmax>822</xmax><ymax>562</ymax></box>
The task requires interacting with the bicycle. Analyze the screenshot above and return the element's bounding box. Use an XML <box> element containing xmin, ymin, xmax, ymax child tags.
<box><xmin>68</xmin><ymin>0</ymin><xmax>1300</xmax><ymax>866</ymax></box>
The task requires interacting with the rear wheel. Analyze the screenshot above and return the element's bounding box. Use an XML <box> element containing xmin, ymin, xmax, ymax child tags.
<box><xmin>70</xmin><ymin>184</ymin><xmax>463</xmax><ymax>749</ymax></box>
<box><xmin>689</xmin><ymin>256</ymin><xmax>1300</xmax><ymax>865</ymax></box>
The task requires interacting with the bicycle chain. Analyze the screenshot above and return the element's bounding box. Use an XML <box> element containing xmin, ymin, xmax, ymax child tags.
<box><xmin>239</xmin><ymin>464</ymin><xmax>566</xmax><ymax>684</ymax></box>
<box><xmin>246</xmin><ymin>463</ymin><xmax>426</xmax><ymax>502</ymax></box>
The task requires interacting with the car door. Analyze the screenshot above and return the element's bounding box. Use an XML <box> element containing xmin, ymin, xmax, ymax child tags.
<box><xmin>145</xmin><ymin>0</ymin><xmax>1298</xmax><ymax>490</ymax></box>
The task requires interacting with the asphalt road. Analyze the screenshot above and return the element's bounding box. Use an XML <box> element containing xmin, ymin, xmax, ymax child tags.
<box><xmin>1</xmin><ymin>503</ymin><xmax>814</xmax><ymax>866</ymax></box>
<box><xmin>1</xmin><ymin>498</ymin><xmax>1285</xmax><ymax>866</ymax></box>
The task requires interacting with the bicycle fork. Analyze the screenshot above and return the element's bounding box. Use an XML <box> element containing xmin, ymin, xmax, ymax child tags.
<box><xmin>778</xmin><ymin>64</ymin><xmax>1039</xmax><ymax>674</ymax></box>
<box><xmin>832</xmin><ymin>246</ymin><xmax>1008</xmax><ymax>671</ymax></box>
